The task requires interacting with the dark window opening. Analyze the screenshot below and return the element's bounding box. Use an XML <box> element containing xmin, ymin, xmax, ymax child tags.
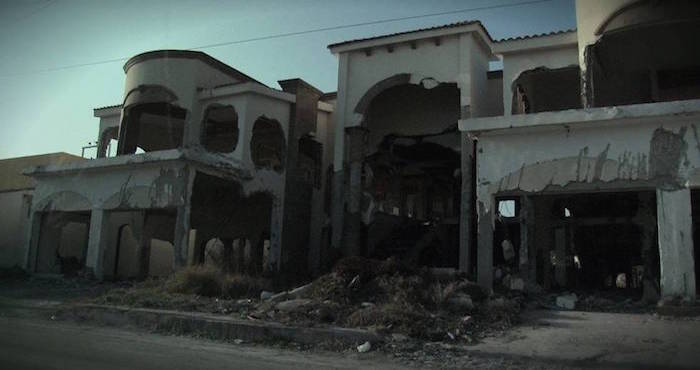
<box><xmin>512</xmin><ymin>66</ymin><xmax>582</xmax><ymax>114</ymax></box>
<box><xmin>118</xmin><ymin>102</ymin><xmax>187</xmax><ymax>155</ymax></box>
<box><xmin>250</xmin><ymin>116</ymin><xmax>286</xmax><ymax>172</ymax></box>
<box><xmin>201</xmin><ymin>104</ymin><xmax>239</xmax><ymax>153</ymax></box>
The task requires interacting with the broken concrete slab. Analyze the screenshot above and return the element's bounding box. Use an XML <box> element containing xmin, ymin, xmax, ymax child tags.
<box><xmin>275</xmin><ymin>299</ymin><xmax>312</xmax><ymax>313</ymax></box>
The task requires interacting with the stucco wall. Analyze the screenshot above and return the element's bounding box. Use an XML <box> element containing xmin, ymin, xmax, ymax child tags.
<box><xmin>30</xmin><ymin>154</ymin><xmax>189</xmax><ymax>213</ymax></box>
<box><xmin>476</xmin><ymin>116</ymin><xmax>700</xmax><ymax>211</ymax></box>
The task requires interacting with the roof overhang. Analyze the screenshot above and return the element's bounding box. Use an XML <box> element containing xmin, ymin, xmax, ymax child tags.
<box><xmin>492</xmin><ymin>30</ymin><xmax>577</xmax><ymax>55</ymax></box>
<box><xmin>93</xmin><ymin>105</ymin><xmax>122</xmax><ymax>117</ymax></box>
<box><xmin>328</xmin><ymin>21</ymin><xmax>495</xmax><ymax>58</ymax></box>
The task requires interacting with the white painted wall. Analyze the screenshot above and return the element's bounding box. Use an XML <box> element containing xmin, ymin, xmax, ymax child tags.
<box><xmin>477</xmin><ymin>116</ymin><xmax>700</xmax><ymax>208</ymax></box>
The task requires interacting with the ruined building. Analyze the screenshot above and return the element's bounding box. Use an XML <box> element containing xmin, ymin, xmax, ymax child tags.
<box><xmin>328</xmin><ymin>0</ymin><xmax>699</xmax><ymax>300</ymax></box>
<box><xmin>15</xmin><ymin>0</ymin><xmax>700</xmax><ymax>301</ymax></box>
<box><xmin>23</xmin><ymin>50</ymin><xmax>335</xmax><ymax>280</ymax></box>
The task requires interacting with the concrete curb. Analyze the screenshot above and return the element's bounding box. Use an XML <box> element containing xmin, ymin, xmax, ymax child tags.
<box><xmin>52</xmin><ymin>303</ymin><xmax>383</xmax><ymax>346</ymax></box>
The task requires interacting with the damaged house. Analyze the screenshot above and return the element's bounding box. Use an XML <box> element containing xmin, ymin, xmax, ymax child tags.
<box><xmin>22</xmin><ymin>50</ymin><xmax>335</xmax><ymax>280</ymax></box>
<box><xmin>15</xmin><ymin>0</ymin><xmax>699</xmax><ymax>303</ymax></box>
<box><xmin>328</xmin><ymin>0</ymin><xmax>699</xmax><ymax>301</ymax></box>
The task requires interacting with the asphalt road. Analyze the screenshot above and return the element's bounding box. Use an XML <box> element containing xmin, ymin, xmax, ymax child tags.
<box><xmin>0</xmin><ymin>317</ymin><xmax>403</xmax><ymax>370</ymax></box>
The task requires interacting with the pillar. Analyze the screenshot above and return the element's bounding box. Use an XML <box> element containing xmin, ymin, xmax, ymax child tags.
<box><xmin>85</xmin><ymin>208</ymin><xmax>109</xmax><ymax>279</ymax></box>
<box><xmin>23</xmin><ymin>210</ymin><xmax>42</xmax><ymax>272</ymax></box>
<box><xmin>459</xmin><ymin>133</ymin><xmax>475</xmax><ymax>273</ymax></box>
<box><xmin>172</xmin><ymin>205</ymin><xmax>190</xmax><ymax>270</ymax></box>
<box><xmin>342</xmin><ymin>127</ymin><xmax>365</xmax><ymax>257</ymax></box>
<box><xmin>520</xmin><ymin>195</ymin><xmax>534</xmax><ymax>282</ymax></box>
<box><xmin>476</xmin><ymin>196</ymin><xmax>494</xmax><ymax>292</ymax></box>
<box><xmin>656</xmin><ymin>187</ymin><xmax>696</xmax><ymax>299</ymax></box>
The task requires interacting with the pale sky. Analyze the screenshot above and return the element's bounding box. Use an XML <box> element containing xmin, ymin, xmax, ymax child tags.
<box><xmin>0</xmin><ymin>0</ymin><xmax>575</xmax><ymax>159</ymax></box>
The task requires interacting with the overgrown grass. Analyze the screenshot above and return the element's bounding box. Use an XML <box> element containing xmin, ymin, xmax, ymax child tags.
<box><xmin>93</xmin><ymin>266</ymin><xmax>271</xmax><ymax>312</ymax></box>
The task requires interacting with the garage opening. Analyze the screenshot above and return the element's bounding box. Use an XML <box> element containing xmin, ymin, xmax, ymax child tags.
<box><xmin>512</xmin><ymin>191</ymin><xmax>660</xmax><ymax>300</ymax></box>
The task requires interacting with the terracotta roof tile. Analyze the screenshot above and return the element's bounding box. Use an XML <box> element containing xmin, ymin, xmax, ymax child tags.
<box><xmin>328</xmin><ymin>20</ymin><xmax>492</xmax><ymax>49</ymax></box>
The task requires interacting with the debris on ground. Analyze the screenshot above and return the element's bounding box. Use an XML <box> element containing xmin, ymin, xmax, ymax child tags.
<box><xmin>86</xmin><ymin>257</ymin><xmax>523</xmax><ymax>344</ymax></box>
<box><xmin>357</xmin><ymin>341</ymin><xmax>372</xmax><ymax>353</ymax></box>
<box><xmin>555</xmin><ymin>293</ymin><xmax>577</xmax><ymax>310</ymax></box>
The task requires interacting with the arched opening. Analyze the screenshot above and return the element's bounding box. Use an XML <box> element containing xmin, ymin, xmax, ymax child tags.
<box><xmin>511</xmin><ymin>66</ymin><xmax>582</xmax><ymax>114</ymax></box>
<box><xmin>586</xmin><ymin>1</ymin><xmax>700</xmax><ymax>107</ymax></box>
<box><xmin>113</xmin><ymin>224</ymin><xmax>140</xmax><ymax>279</ymax></box>
<box><xmin>117</xmin><ymin>85</ymin><xmax>187</xmax><ymax>155</ymax></box>
<box><xmin>97</xmin><ymin>126</ymin><xmax>119</xmax><ymax>158</ymax></box>
<box><xmin>35</xmin><ymin>211</ymin><xmax>90</xmax><ymax>275</ymax></box>
<box><xmin>190</xmin><ymin>172</ymin><xmax>273</xmax><ymax>275</ymax></box>
<box><xmin>250</xmin><ymin>116</ymin><xmax>285</xmax><ymax>172</ymax></box>
<box><xmin>354</xmin><ymin>81</ymin><xmax>462</xmax><ymax>268</ymax></box>
<box><xmin>201</xmin><ymin>104</ymin><xmax>239</xmax><ymax>153</ymax></box>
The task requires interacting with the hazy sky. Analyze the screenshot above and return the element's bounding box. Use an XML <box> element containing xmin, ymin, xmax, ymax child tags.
<box><xmin>0</xmin><ymin>0</ymin><xmax>575</xmax><ymax>159</ymax></box>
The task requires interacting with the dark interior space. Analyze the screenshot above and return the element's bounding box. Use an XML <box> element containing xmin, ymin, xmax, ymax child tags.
<box><xmin>527</xmin><ymin>191</ymin><xmax>659</xmax><ymax>298</ymax></box>
<box><xmin>190</xmin><ymin>172</ymin><xmax>272</xmax><ymax>275</ymax></box>
<box><xmin>587</xmin><ymin>2</ymin><xmax>700</xmax><ymax>107</ymax></box>
<box><xmin>512</xmin><ymin>66</ymin><xmax>582</xmax><ymax>114</ymax></box>
<box><xmin>201</xmin><ymin>104</ymin><xmax>239</xmax><ymax>153</ymax></box>
<box><xmin>692</xmin><ymin>189</ymin><xmax>699</xmax><ymax>294</ymax></box>
<box><xmin>118</xmin><ymin>102</ymin><xmax>187</xmax><ymax>154</ymax></box>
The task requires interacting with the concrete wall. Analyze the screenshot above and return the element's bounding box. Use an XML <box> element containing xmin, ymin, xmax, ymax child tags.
<box><xmin>0</xmin><ymin>190</ymin><xmax>32</xmax><ymax>268</ymax></box>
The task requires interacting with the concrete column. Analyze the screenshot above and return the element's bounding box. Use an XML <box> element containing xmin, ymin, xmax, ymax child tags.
<box><xmin>459</xmin><ymin>133</ymin><xmax>475</xmax><ymax>273</ymax></box>
<box><xmin>267</xmin><ymin>199</ymin><xmax>284</xmax><ymax>272</ymax></box>
<box><xmin>656</xmin><ymin>187</ymin><xmax>696</xmax><ymax>299</ymax></box>
<box><xmin>476</xmin><ymin>197</ymin><xmax>494</xmax><ymax>292</ymax></box>
<box><xmin>172</xmin><ymin>205</ymin><xmax>190</xmax><ymax>270</ymax></box>
<box><xmin>520</xmin><ymin>195</ymin><xmax>534</xmax><ymax>281</ymax></box>
<box><xmin>23</xmin><ymin>210</ymin><xmax>42</xmax><ymax>272</ymax></box>
<box><xmin>342</xmin><ymin>127</ymin><xmax>365</xmax><ymax>257</ymax></box>
<box><xmin>85</xmin><ymin>208</ymin><xmax>109</xmax><ymax>279</ymax></box>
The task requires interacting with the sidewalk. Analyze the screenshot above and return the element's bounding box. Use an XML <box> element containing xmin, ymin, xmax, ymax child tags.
<box><xmin>471</xmin><ymin>309</ymin><xmax>700</xmax><ymax>369</ymax></box>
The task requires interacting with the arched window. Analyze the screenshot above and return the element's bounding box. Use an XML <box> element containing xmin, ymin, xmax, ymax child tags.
<box><xmin>250</xmin><ymin>117</ymin><xmax>285</xmax><ymax>172</ymax></box>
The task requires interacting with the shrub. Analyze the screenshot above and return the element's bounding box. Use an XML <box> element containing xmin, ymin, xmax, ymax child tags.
<box><xmin>166</xmin><ymin>265</ymin><xmax>222</xmax><ymax>297</ymax></box>
<box><xmin>221</xmin><ymin>274</ymin><xmax>270</xmax><ymax>299</ymax></box>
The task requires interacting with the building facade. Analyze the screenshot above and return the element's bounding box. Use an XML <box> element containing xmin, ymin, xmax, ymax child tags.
<box><xmin>23</xmin><ymin>51</ymin><xmax>335</xmax><ymax>280</ymax></box>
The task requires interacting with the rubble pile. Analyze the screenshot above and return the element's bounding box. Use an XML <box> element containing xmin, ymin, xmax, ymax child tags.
<box><xmin>248</xmin><ymin>257</ymin><xmax>523</xmax><ymax>342</ymax></box>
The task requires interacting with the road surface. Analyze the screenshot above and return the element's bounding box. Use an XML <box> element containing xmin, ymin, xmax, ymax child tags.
<box><xmin>0</xmin><ymin>317</ymin><xmax>404</xmax><ymax>370</ymax></box>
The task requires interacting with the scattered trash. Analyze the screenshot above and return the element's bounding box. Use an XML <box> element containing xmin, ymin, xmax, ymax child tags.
<box><xmin>357</xmin><ymin>341</ymin><xmax>372</xmax><ymax>353</ymax></box>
